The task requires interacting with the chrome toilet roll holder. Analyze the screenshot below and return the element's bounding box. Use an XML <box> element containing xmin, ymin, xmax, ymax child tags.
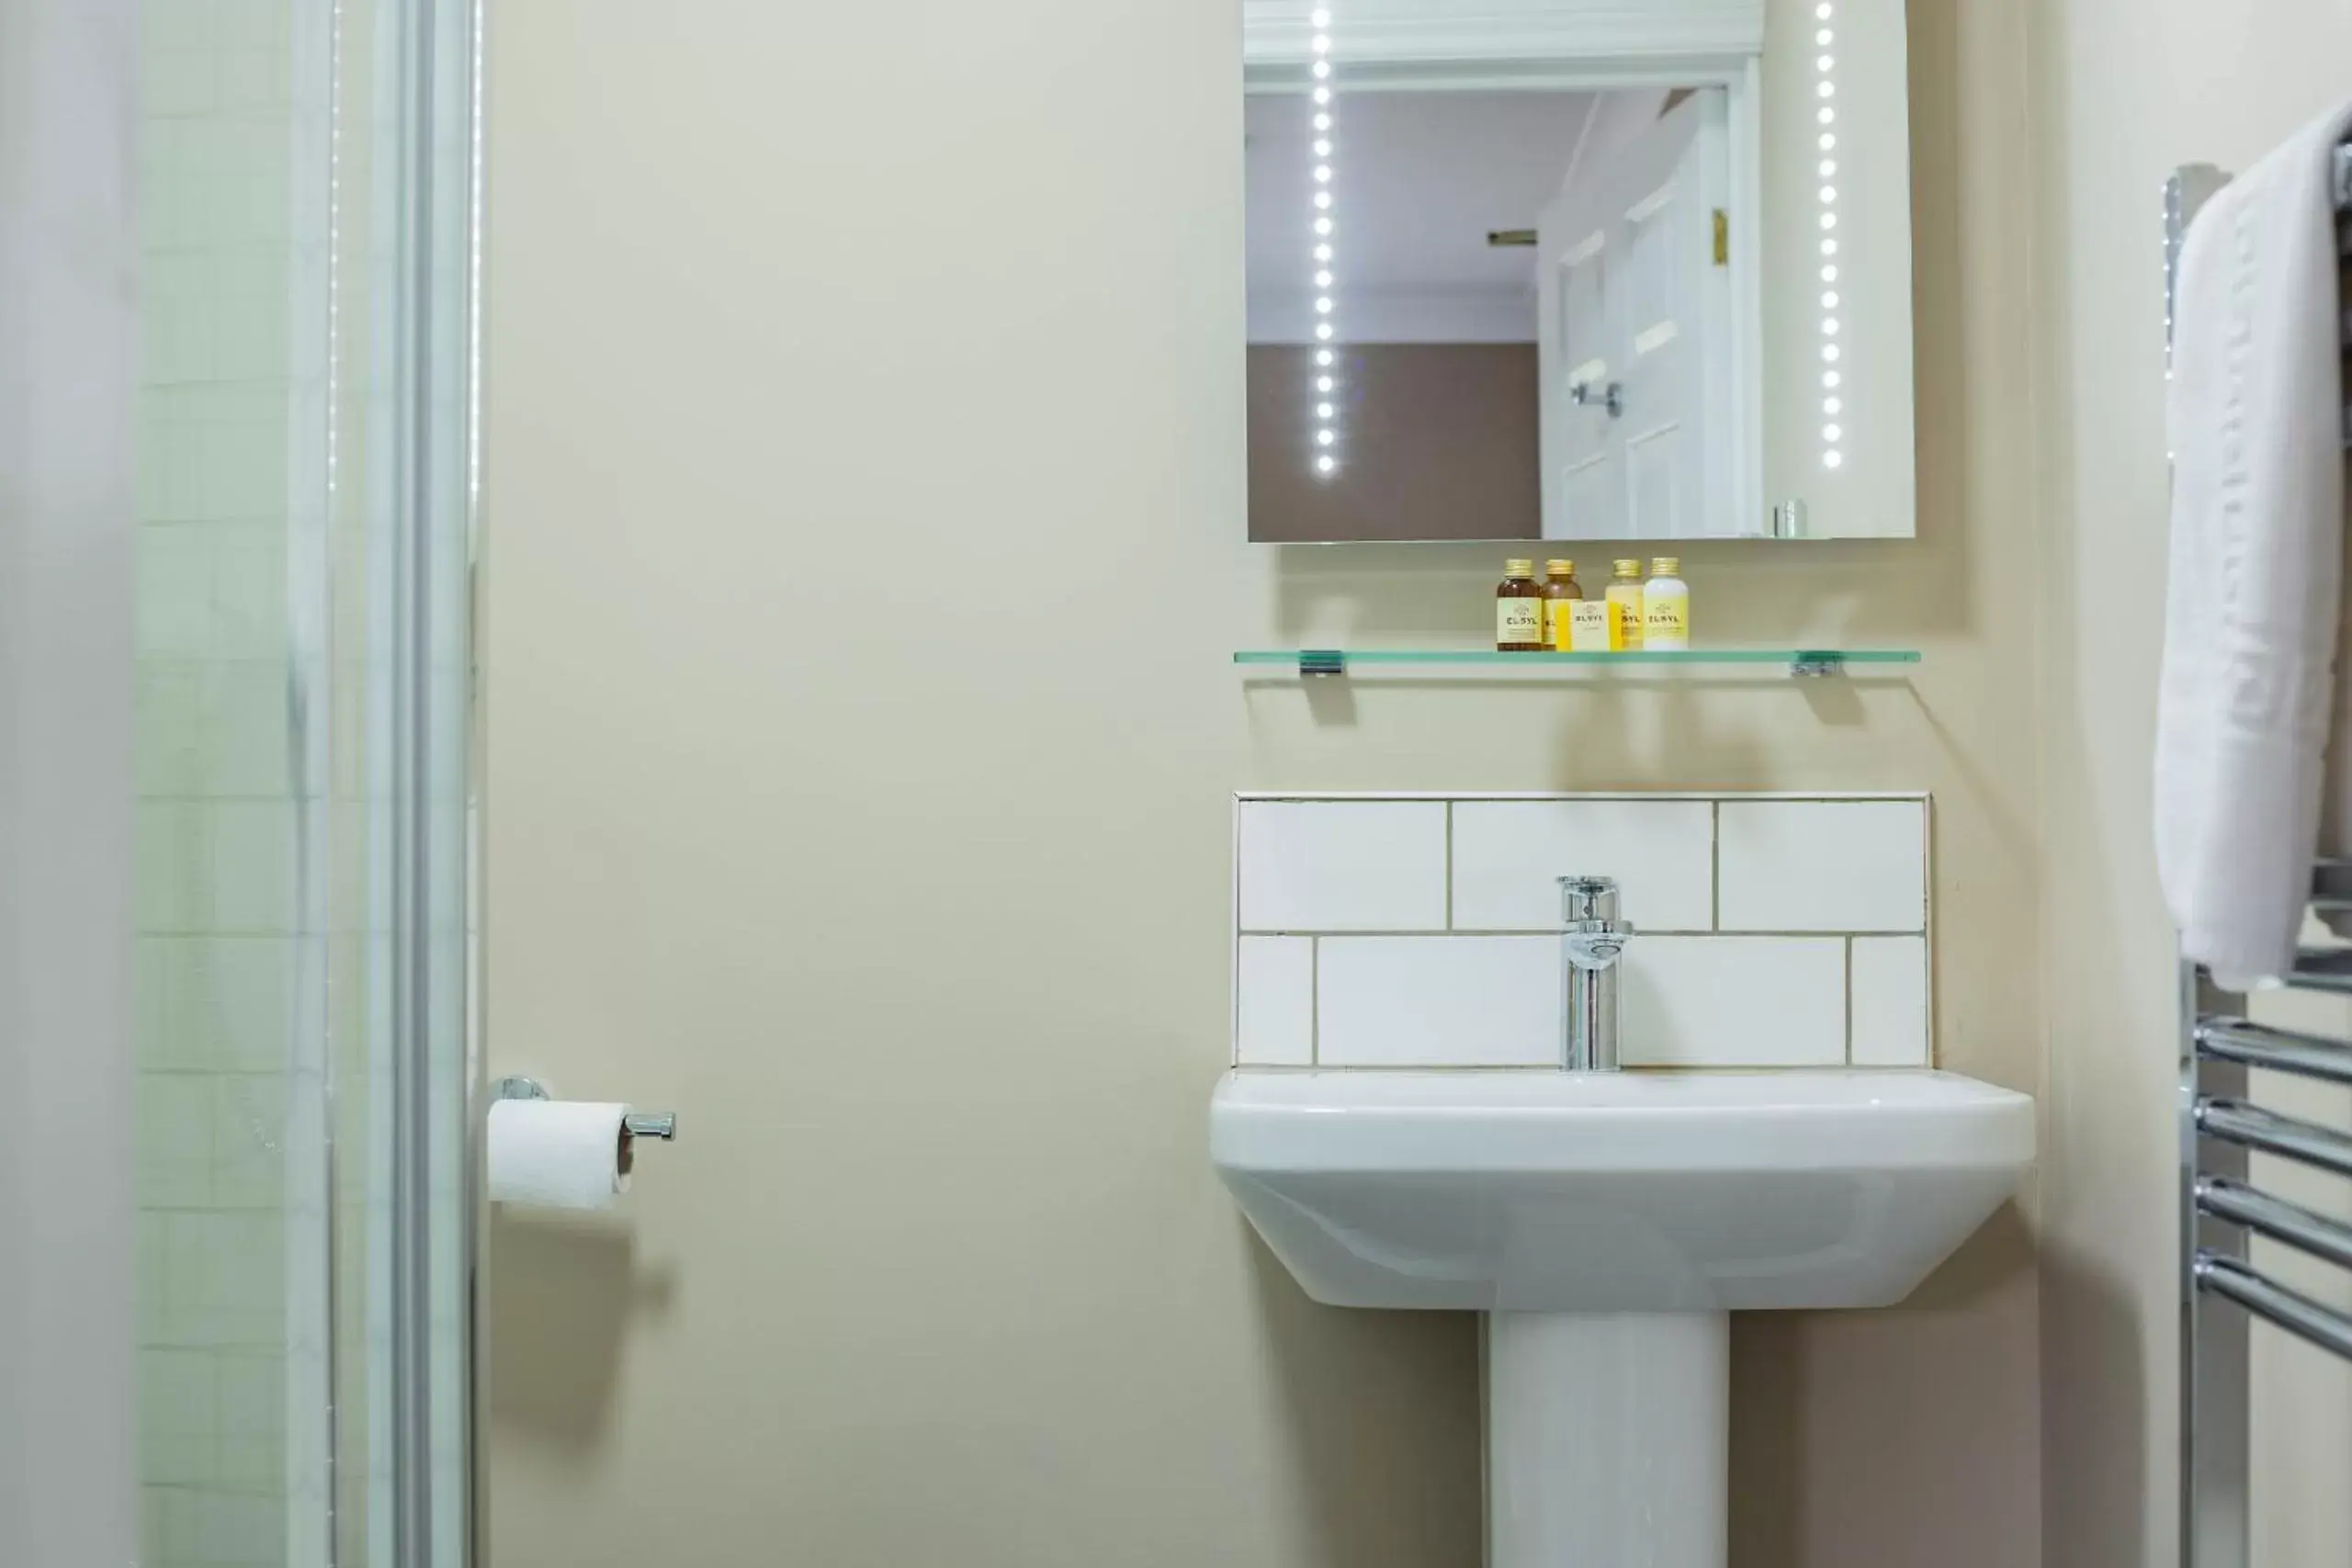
<box><xmin>493</xmin><ymin>1076</ymin><xmax>678</xmax><ymax>1144</ymax></box>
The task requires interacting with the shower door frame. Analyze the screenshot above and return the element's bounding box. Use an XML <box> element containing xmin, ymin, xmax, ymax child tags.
<box><xmin>354</xmin><ymin>0</ymin><xmax>487</xmax><ymax>1562</ymax></box>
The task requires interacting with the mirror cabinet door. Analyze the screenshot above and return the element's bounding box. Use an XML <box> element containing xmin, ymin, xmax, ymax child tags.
<box><xmin>1240</xmin><ymin>0</ymin><xmax>1917</xmax><ymax>543</ymax></box>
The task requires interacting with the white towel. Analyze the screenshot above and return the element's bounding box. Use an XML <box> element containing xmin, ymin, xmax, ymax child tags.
<box><xmin>2156</xmin><ymin>103</ymin><xmax>2352</xmax><ymax>988</ymax></box>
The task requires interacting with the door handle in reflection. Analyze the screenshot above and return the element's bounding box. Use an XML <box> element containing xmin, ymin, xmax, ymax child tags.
<box><xmin>1570</xmin><ymin>382</ymin><xmax>1624</xmax><ymax>418</ymax></box>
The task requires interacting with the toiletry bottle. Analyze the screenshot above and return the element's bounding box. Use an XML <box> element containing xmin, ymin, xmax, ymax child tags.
<box><xmin>1497</xmin><ymin>559</ymin><xmax>1544</xmax><ymax>652</ymax></box>
<box><xmin>1643</xmin><ymin>558</ymin><xmax>1690</xmax><ymax>651</ymax></box>
<box><xmin>1567</xmin><ymin>595</ymin><xmax>1612</xmax><ymax>652</ymax></box>
<box><xmin>1606</xmin><ymin>559</ymin><xmax>1646</xmax><ymax>651</ymax></box>
<box><xmin>1542</xmin><ymin>559</ymin><xmax>1582</xmax><ymax>651</ymax></box>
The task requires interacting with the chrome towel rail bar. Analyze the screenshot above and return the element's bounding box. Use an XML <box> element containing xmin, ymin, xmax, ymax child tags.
<box><xmin>2194</xmin><ymin>1018</ymin><xmax>2352</xmax><ymax>1086</ymax></box>
<box><xmin>2195</xmin><ymin>1097</ymin><xmax>2352</xmax><ymax>1181</ymax></box>
<box><xmin>2195</xmin><ymin>1177</ymin><xmax>2352</xmax><ymax>1277</ymax></box>
<box><xmin>2285</xmin><ymin>947</ymin><xmax>2352</xmax><ymax>992</ymax></box>
<box><xmin>2195</xmin><ymin>1255</ymin><xmax>2352</xmax><ymax>1365</ymax></box>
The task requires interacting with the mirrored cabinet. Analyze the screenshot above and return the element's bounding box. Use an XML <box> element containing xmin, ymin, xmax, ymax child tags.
<box><xmin>1241</xmin><ymin>0</ymin><xmax>1919</xmax><ymax>543</ymax></box>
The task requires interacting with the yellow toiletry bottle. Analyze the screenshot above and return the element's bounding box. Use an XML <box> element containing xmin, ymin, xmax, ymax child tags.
<box><xmin>1606</xmin><ymin>560</ymin><xmax>1645</xmax><ymax>651</ymax></box>
<box><xmin>1542</xmin><ymin>559</ymin><xmax>1583</xmax><ymax>651</ymax></box>
<box><xmin>1643</xmin><ymin>558</ymin><xmax>1690</xmax><ymax>651</ymax></box>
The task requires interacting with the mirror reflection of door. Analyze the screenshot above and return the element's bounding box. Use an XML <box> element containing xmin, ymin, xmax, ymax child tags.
<box><xmin>1539</xmin><ymin>88</ymin><xmax>1733</xmax><ymax>540</ymax></box>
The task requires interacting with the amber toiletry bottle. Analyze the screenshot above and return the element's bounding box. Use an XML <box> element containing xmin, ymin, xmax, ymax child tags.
<box><xmin>1606</xmin><ymin>559</ymin><xmax>1646</xmax><ymax>651</ymax></box>
<box><xmin>1497</xmin><ymin>559</ymin><xmax>1544</xmax><ymax>651</ymax></box>
<box><xmin>1542</xmin><ymin>560</ymin><xmax>1583</xmax><ymax>651</ymax></box>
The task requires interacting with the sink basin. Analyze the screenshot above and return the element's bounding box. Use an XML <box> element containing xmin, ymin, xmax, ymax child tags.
<box><xmin>1210</xmin><ymin>1067</ymin><xmax>2033</xmax><ymax>1568</ymax></box>
<box><xmin>1211</xmin><ymin>1067</ymin><xmax>2033</xmax><ymax>1313</ymax></box>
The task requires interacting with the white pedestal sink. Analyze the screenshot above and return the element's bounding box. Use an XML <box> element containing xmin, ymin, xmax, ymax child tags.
<box><xmin>1210</xmin><ymin>1069</ymin><xmax>2033</xmax><ymax>1568</ymax></box>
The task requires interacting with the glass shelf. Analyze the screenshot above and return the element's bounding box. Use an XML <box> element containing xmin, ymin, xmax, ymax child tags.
<box><xmin>1233</xmin><ymin>649</ymin><xmax>1922</xmax><ymax>679</ymax></box>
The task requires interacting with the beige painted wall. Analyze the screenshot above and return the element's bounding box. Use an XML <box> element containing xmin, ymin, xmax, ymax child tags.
<box><xmin>2028</xmin><ymin>6</ymin><xmax>2352</xmax><ymax>1566</ymax></box>
<box><xmin>481</xmin><ymin>1</ymin><xmax>2041</xmax><ymax>1564</ymax></box>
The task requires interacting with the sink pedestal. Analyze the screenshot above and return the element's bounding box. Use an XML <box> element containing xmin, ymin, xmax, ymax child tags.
<box><xmin>1214</xmin><ymin>1068</ymin><xmax>2035</xmax><ymax>1566</ymax></box>
<box><xmin>1488</xmin><ymin>1312</ymin><xmax>1728</xmax><ymax>1568</ymax></box>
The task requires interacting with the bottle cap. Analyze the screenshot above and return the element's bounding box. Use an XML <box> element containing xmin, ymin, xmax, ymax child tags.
<box><xmin>1651</xmin><ymin>558</ymin><xmax>1681</xmax><ymax>576</ymax></box>
<box><xmin>1613</xmin><ymin>559</ymin><xmax>1643</xmax><ymax>578</ymax></box>
<box><xmin>1504</xmin><ymin>559</ymin><xmax>1535</xmax><ymax>579</ymax></box>
<box><xmin>1545</xmin><ymin>559</ymin><xmax>1575</xmax><ymax>577</ymax></box>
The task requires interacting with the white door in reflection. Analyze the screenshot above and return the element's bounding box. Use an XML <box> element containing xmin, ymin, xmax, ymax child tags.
<box><xmin>1540</xmin><ymin>88</ymin><xmax>1733</xmax><ymax>539</ymax></box>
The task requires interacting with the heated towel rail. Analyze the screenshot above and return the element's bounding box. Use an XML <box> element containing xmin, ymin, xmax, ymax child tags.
<box><xmin>2180</xmin><ymin>938</ymin><xmax>2352</xmax><ymax>1568</ymax></box>
<box><xmin>2170</xmin><ymin>152</ymin><xmax>2352</xmax><ymax>1568</ymax></box>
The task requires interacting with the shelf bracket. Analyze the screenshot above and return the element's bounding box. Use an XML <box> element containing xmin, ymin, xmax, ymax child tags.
<box><xmin>1298</xmin><ymin>649</ymin><xmax>1348</xmax><ymax>678</ymax></box>
<box><xmin>1789</xmin><ymin>651</ymin><xmax>1846</xmax><ymax>679</ymax></box>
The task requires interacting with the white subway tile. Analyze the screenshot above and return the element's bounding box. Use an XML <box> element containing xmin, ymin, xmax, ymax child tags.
<box><xmin>1317</xmin><ymin>936</ymin><xmax>1557</xmax><ymax>1067</ymax></box>
<box><xmin>218</xmin><ymin>49</ymin><xmax>288</xmax><ymax>115</ymax></box>
<box><xmin>137</xmin><ymin>939</ymin><xmax>186</xmax><ymax>1068</ymax></box>
<box><xmin>210</xmin><ymin>523</ymin><xmax>288</xmax><ymax>661</ymax></box>
<box><xmin>197</xmin><ymin>666</ymin><xmax>290</xmax><ymax>798</ymax></box>
<box><xmin>138</xmin><ymin>1214</ymin><xmax>173</xmax><ymax>1345</ymax></box>
<box><xmin>1236</xmin><ymin>937</ymin><xmax>1315</xmax><ymax>1066</ymax></box>
<box><xmin>194</xmin><ymin>1489</ymin><xmax>281</xmax><ymax>1564</ymax></box>
<box><xmin>219</xmin><ymin>0</ymin><xmax>286</xmax><ymax>51</ymax></box>
<box><xmin>208</xmin><ymin>801</ymin><xmax>294</xmax><ymax>934</ymax></box>
<box><xmin>138</xmin><ymin>1350</ymin><xmax>220</xmax><ymax>1488</ymax></box>
<box><xmin>137</xmin><ymin>526</ymin><xmax>214</xmax><ymax>659</ymax></box>
<box><xmin>1717</xmin><ymin>801</ymin><xmax>1926</xmax><ymax>932</ymax></box>
<box><xmin>138</xmin><ymin>667</ymin><xmax>205</xmax><ymax>798</ymax></box>
<box><xmin>1620</xmin><ymin>936</ymin><xmax>1848</xmax><ymax>1067</ymax></box>
<box><xmin>137</xmin><ymin>803</ymin><xmax>208</xmax><ymax>935</ymax></box>
<box><xmin>210</xmin><ymin>1074</ymin><xmax>288</xmax><ymax>1209</ymax></box>
<box><xmin>182</xmin><ymin>938</ymin><xmax>291</xmax><ymax>1073</ymax></box>
<box><xmin>1238</xmin><ymin>801</ymin><xmax>1447</xmax><ymax>932</ymax></box>
<box><xmin>1851</xmin><ymin>935</ymin><xmax>1931</xmax><ymax>1066</ymax></box>
<box><xmin>215</xmin><ymin>1351</ymin><xmax>284</xmax><ymax>1441</ymax></box>
<box><xmin>1453</xmin><ymin>799</ymin><xmax>1714</xmax><ymax>931</ymax></box>
<box><xmin>143</xmin><ymin>47</ymin><xmax>220</xmax><ymax>118</ymax></box>
<box><xmin>139</xmin><ymin>1073</ymin><xmax>215</xmax><ymax>1211</ymax></box>
<box><xmin>166</xmin><ymin>1212</ymin><xmax>282</xmax><ymax>1348</ymax></box>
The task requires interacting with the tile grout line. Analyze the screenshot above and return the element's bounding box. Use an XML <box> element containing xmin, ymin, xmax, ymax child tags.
<box><xmin>1238</xmin><ymin>792</ymin><xmax>1931</xmax><ymax>803</ymax></box>
<box><xmin>1922</xmin><ymin>800</ymin><xmax>1936</xmax><ymax>1067</ymax></box>
<box><xmin>1250</xmin><ymin>1061</ymin><xmax>1859</xmax><ymax>1074</ymax></box>
<box><xmin>1443</xmin><ymin>800</ymin><xmax>1455</xmax><ymax>932</ymax></box>
<box><xmin>1308</xmin><ymin>936</ymin><xmax>1320</xmax><ymax>1067</ymax></box>
<box><xmin>1844</xmin><ymin>934</ymin><xmax>1856</xmax><ymax>1065</ymax></box>
<box><xmin>1710</xmin><ymin>800</ymin><xmax>1722</xmax><ymax>931</ymax></box>
<box><xmin>1238</xmin><ymin>928</ymin><xmax>1919</xmax><ymax>940</ymax></box>
<box><xmin>1230</xmin><ymin>927</ymin><xmax>1239</xmax><ymax>1068</ymax></box>
<box><xmin>1229</xmin><ymin>795</ymin><xmax>1243</xmax><ymax>1066</ymax></box>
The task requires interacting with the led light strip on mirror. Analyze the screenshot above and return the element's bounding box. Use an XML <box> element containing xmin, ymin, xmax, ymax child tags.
<box><xmin>1309</xmin><ymin>6</ymin><xmax>1340</xmax><ymax>478</ymax></box>
<box><xmin>1815</xmin><ymin>1</ymin><xmax>1842</xmax><ymax>470</ymax></box>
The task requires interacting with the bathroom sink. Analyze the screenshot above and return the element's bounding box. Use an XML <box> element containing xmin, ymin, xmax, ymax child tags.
<box><xmin>1211</xmin><ymin>1066</ymin><xmax>2034</xmax><ymax>1568</ymax></box>
<box><xmin>1211</xmin><ymin>1067</ymin><xmax>2033</xmax><ymax>1312</ymax></box>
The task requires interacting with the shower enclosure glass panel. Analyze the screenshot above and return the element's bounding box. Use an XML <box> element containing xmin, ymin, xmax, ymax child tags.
<box><xmin>130</xmin><ymin>1</ymin><xmax>478</xmax><ymax>1563</ymax></box>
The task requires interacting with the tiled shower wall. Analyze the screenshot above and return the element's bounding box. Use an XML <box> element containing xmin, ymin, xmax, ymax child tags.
<box><xmin>1233</xmin><ymin>794</ymin><xmax>1931</xmax><ymax>1069</ymax></box>
<box><xmin>135</xmin><ymin>2</ymin><xmax>301</xmax><ymax>1564</ymax></box>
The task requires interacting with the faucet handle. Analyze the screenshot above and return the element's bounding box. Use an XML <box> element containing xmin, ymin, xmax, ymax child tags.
<box><xmin>1558</xmin><ymin>874</ymin><xmax>1623</xmax><ymax>925</ymax></box>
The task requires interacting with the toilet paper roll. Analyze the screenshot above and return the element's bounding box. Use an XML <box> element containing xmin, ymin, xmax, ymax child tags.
<box><xmin>487</xmin><ymin>1099</ymin><xmax>631</xmax><ymax>1210</ymax></box>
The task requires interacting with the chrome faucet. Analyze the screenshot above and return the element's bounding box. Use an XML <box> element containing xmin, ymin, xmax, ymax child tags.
<box><xmin>1560</xmin><ymin>876</ymin><xmax>1634</xmax><ymax>1072</ymax></box>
